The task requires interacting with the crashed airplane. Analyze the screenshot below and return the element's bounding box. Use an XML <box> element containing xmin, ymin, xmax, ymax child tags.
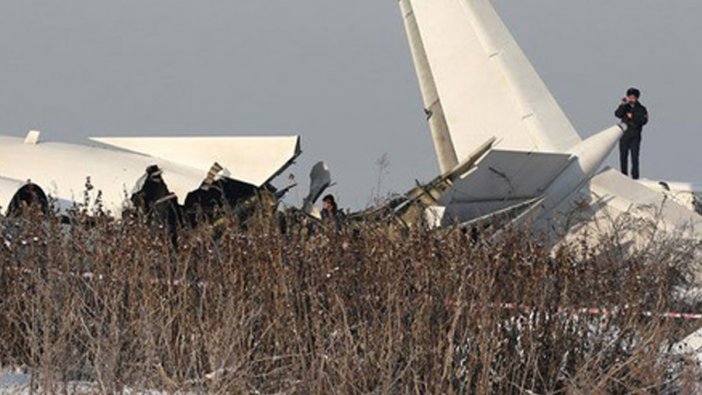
<box><xmin>2</xmin><ymin>0</ymin><xmax>702</xmax><ymax>384</ymax></box>
<box><xmin>0</xmin><ymin>132</ymin><xmax>301</xmax><ymax>221</ymax></box>
<box><xmin>1</xmin><ymin>0</ymin><xmax>701</xmax><ymax>241</ymax></box>
<box><xmin>388</xmin><ymin>0</ymin><xmax>702</xmax><ymax>365</ymax></box>
<box><xmin>380</xmin><ymin>0</ymin><xmax>702</xmax><ymax>240</ymax></box>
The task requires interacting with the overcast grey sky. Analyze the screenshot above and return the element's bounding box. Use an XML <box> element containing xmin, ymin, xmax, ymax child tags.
<box><xmin>1</xmin><ymin>1</ymin><xmax>701</xmax><ymax>209</ymax></box>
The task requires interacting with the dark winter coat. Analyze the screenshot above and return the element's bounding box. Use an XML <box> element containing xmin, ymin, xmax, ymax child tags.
<box><xmin>615</xmin><ymin>101</ymin><xmax>649</xmax><ymax>139</ymax></box>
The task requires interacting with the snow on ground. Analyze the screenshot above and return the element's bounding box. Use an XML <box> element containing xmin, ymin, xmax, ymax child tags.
<box><xmin>0</xmin><ymin>369</ymin><xmax>171</xmax><ymax>394</ymax></box>
<box><xmin>0</xmin><ymin>369</ymin><xmax>29</xmax><ymax>394</ymax></box>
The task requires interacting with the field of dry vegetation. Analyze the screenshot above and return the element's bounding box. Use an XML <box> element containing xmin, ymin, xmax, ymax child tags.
<box><xmin>1</xmin><ymin>204</ymin><xmax>702</xmax><ymax>394</ymax></box>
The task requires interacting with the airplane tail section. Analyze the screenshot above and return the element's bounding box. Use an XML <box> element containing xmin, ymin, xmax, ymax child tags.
<box><xmin>399</xmin><ymin>0</ymin><xmax>582</xmax><ymax>166</ymax></box>
<box><xmin>398</xmin><ymin>138</ymin><xmax>573</xmax><ymax>225</ymax></box>
<box><xmin>399</xmin><ymin>0</ymin><xmax>458</xmax><ymax>173</ymax></box>
<box><xmin>440</xmin><ymin>149</ymin><xmax>572</xmax><ymax>221</ymax></box>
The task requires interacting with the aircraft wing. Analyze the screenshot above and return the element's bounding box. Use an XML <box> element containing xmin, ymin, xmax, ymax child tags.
<box><xmin>90</xmin><ymin>136</ymin><xmax>301</xmax><ymax>187</ymax></box>
<box><xmin>399</xmin><ymin>0</ymin><xmax>582</xmax><ymax>172</ymax></box>
<box><xmin>549</xmin><ymin>169</ymin><xmax>702</xmax><ymax>241</ymax></box>
<box><xmin>589</xmin><ymin>169</ymin><xmax>702</xmax><ymax>235</ymax></box>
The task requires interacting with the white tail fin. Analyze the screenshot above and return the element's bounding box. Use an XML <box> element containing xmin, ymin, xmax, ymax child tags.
<box><xmin>399</xmin><ymin>0</ymin><xmax>582</xmax><ymax>167</ymax></box>
<box><xmin>400</xmin><ymin>0</ymin><xmax>458</xmax><ymax>173</ymax></box>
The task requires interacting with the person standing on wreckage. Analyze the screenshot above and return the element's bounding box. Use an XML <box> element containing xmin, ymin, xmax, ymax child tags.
<box><xmin>615</xmin><ymin>87</ymin><xmax>649</xmax><ymax>180</ymax></box>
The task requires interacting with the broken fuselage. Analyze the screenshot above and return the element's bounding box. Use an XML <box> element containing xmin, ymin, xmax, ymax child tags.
<box><xmin>0</xmin><ymin>133</ymin><xmax>300</xmax><ymax>220</ymax></box>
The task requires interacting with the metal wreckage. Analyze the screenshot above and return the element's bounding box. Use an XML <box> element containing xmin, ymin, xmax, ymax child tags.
<box><xmin>0</xmin><ymin>131</ymin><xmax>563</xmax><ymax>237</ymax></box>
<box><xmin>3</xmin><ymin>0</ymin><xmax>702</xmax><ymax>241</ymax></box>
<box><xmin>0</xmin><ymin>129</ymin><xmax>509</xmax><ymax>235</ymax></box>
<box><xmin>4</xmin><ymin>0</ymin><xmax>702</xmax><ymax>378</ymax></box>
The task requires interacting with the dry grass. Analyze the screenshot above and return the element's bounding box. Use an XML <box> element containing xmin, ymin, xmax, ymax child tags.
<box><xmin>0</xmin><ymin>203</ymin><xmax>701</xmax><ymax>394</ymax></box>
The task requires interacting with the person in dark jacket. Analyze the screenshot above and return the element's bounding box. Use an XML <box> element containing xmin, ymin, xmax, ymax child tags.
<box><xmin>130</xmin><ymin>165</ymin><xmax>181</xmax><ymax>244</ymax></box>
<box><xmin>321</xmin><ymin>194</ymin><xmax>346</xmax><ymax>229</ymax></box>
<box><xmin>615</xmin><ymin>87</ymin><xmax>649</xmax><ymax>179</ymax></box>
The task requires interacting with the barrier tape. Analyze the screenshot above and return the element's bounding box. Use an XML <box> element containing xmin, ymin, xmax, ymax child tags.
<box><xmin>6</xmin><ymin>266</ymin><xmax>702</xmax><ymax>320</ymax></box>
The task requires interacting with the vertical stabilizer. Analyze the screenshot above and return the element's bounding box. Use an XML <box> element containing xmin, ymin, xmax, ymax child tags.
<box><xmin>400</xmin><ymin>0</ymin><xmax>459</xmax><ymax>173</ymax></box>
<box><xmin>399</xmin><ymin>0</ymin><xmax>582</xmax><ymax>163</ymax></box>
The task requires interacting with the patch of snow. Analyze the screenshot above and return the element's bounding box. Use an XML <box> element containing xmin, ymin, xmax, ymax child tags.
<box><xmin>0</xmin><ymin>369</ymin><xmax>30</xmax><ymax>394</ymax></box>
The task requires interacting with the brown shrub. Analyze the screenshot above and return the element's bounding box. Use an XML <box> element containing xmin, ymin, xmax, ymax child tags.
<box><xmin>0</xmin><ymin>205</ymin><xmax>700</xmax><ymax>394</ymax></box>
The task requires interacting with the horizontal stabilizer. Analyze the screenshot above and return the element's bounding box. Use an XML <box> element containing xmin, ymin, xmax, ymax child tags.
<box><xmin>90</xmin><ymin>136</ymin><xmax>301</xmax><ymax>187</ymax></box>
<box><xmin>460</xmin><ymin>196</ymin><xmax>544</xmax><ymax>230</ymax></box>
<box><xmin>440</xmin><ymin>149</ymin><xmax>572</xmax><ymax>222</ymax></box>
<box><xmin>443</xmin><ymin>150</ymin><xmax>572</xmax><ymax>204</ymax></box>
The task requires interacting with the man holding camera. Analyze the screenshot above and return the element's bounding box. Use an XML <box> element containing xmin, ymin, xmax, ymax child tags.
<box><xmin>615</xmin><ymin>88</ymin><xmax>649</xmax><ymax>180</ymax></box>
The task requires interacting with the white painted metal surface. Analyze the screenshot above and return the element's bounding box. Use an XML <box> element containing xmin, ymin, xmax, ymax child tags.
<box><xmin>399</xmin><ymin>0</ymin><xmax>458</xmax><ymax>173</ymax></box>
<box><xmin>533</xmin><ymin>167</ymin><xmax>702</xmax><ymax>244</ymax></box>
<box><xmin>675</xmin><ymin>326</ymin><xmax>702</xmax><ymax>365</ymax></box>
<box><xmin>0</xmin><ymin>134</ymin><xmax>299</xmax><ymax>215</ymax></box>
<box><xmin>91</xmin><ymin>136</ymin><xmax>300</xmax><ymax>188</ymax></box>
<box><xmin>23</xmin><ymin>130</ymin><xmax>41</xmax><ymax>145</ymax></box>
<box><xmin>0</xmin><ymin>177</ymin><xmax>28</xmax><ymax>214</ymax></box>
<box><xmin>398</xmin><ymin>0</ymin><xmax>702</xmax><ymax>239</ymax></box>
<box><xmin>539</xmin><ymin>125</ymin><xmax>624</xmax><ymax>215</ymax></box>
<box><xmin>441</xmin><ymin>150</ymin><xmax>571</xmax><ymax>204</ymax></box>
<box><xmin>302</xmin><ymin>161</ymin><xmax>332</xmax><ymax>219</ymax></box>
<box><xmin>399</xmin><ymin>0</ymin><xmax>582</xmax><ymax>166</ymax></box>
<box><xmin>637</xmin><ymin>178</ymin><xmax>702</xmax><ymax>214</ymax></box>
<box><xmin>588</xmin><ymin>169</ymin><xmax>702</xmax><ymax>237</ymax></box>
<box><xmin>438</xmin><ymin>149</ymin><xmax>571</xmax><ymax>221</ymax></box>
